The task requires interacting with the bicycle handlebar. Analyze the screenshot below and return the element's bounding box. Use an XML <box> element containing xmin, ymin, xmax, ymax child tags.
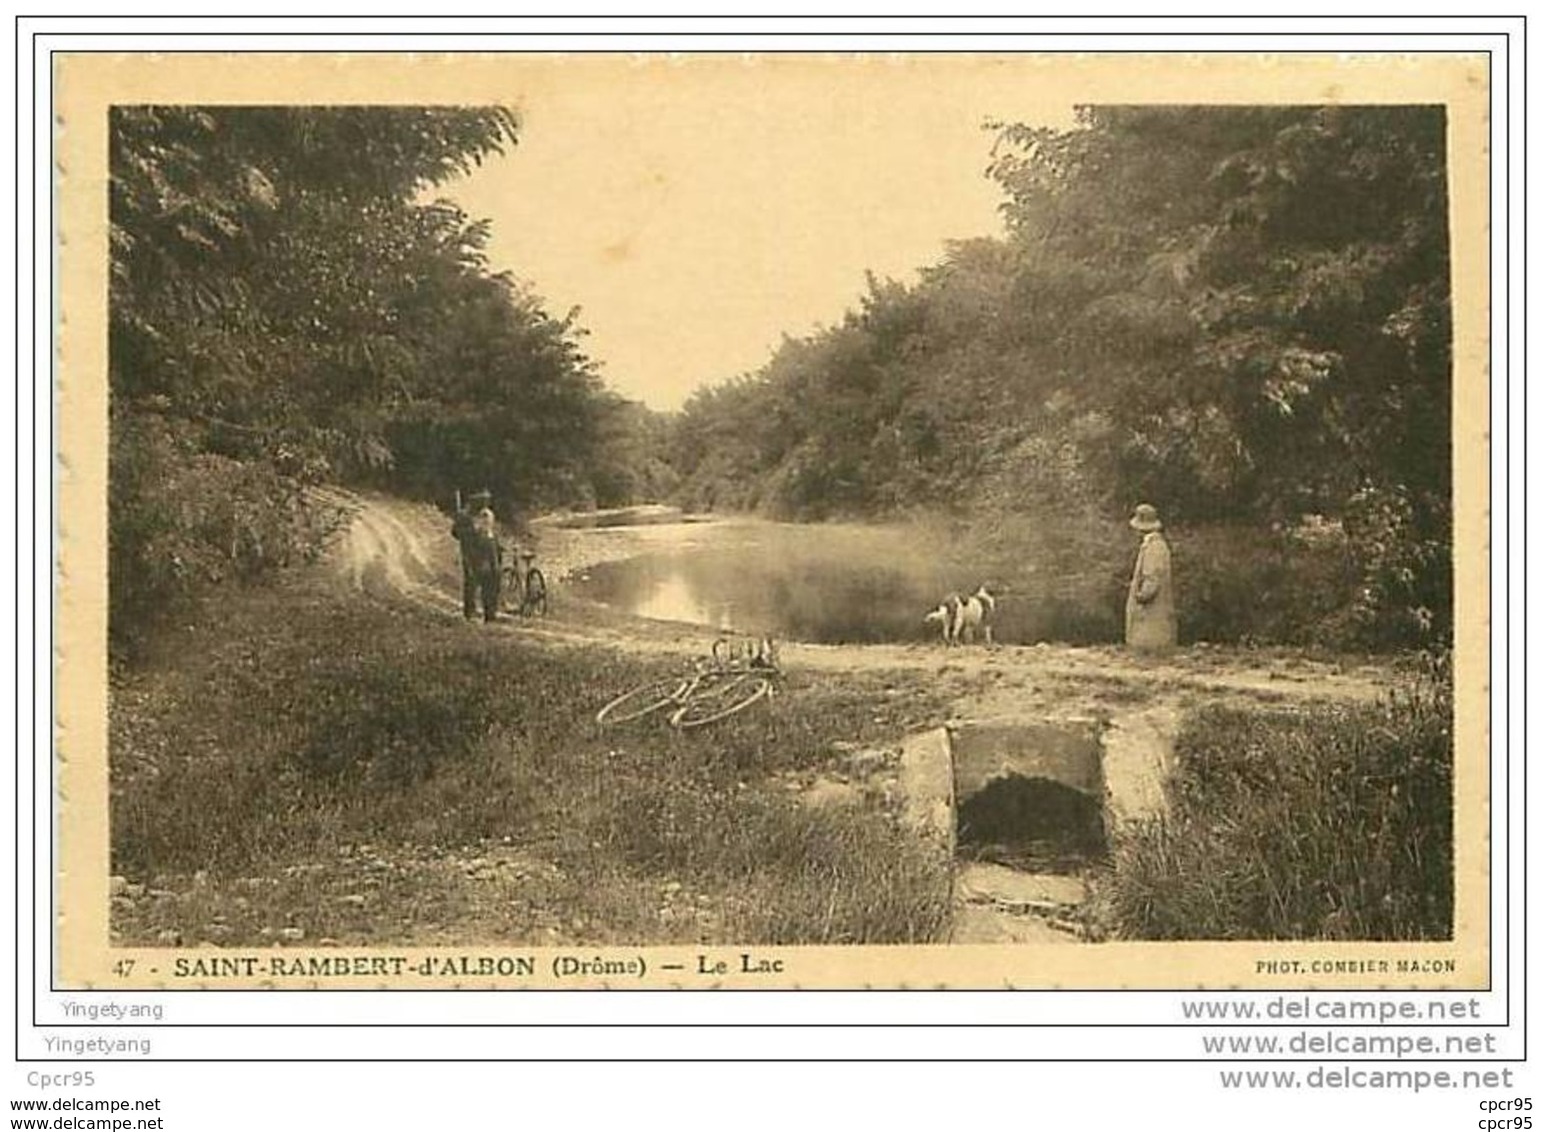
<box><xmin>711</xmin><ymin>634</ymin><xmax>779</xmax><ymax>668</ymax></box>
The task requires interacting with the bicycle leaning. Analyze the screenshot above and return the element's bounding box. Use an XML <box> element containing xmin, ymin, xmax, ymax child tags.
<box><xmin>596</xmin><ymin>635</ymin><xmax>781</xmax><ymax>730</ymax></box>
<box><xmin>501</xmin><ymin>549</ymin><xmax>548</xmax><ymax>618</ymax></box>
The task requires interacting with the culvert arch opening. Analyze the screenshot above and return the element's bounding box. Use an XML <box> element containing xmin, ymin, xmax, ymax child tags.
<box><xmin>956</xmin><ymin>774</ymin><xmax>1106</xmax><ymax>871</ymax></box>
<box><xmin>947</xmin><ymin>720</ymin><xmax>1109</xmax><ymax>873</ymax></box>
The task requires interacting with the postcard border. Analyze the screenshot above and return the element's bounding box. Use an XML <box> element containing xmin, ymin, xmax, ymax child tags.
<box><xmin>28</xmin><ymin>27</ymin><xmax>1518</xmax><ymax>1048</ymax></box>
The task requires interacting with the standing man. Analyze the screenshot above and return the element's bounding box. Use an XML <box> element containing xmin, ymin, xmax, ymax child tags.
<box><xmin>452</xmin><ymin>489</ymin><xmax>502</xmax><ymax>622</ymax></box>
<box><xmin>1125</xmin><ymin>503</ymin><xmax>1177</xmax><ymax>652</ymax></box>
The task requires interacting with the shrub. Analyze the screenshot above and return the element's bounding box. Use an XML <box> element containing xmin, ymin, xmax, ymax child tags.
<box><xmin>109</xmin><ymin>410</ymin><xmax>344</xmax><ymax>656</ymax></box>
<box><xmin>1175</xmin><ymin>523</ymin><xmax>1362</xmax><ymax>648</ymax></box>
<box><xmin>1342</xmin><ymin>483</ymin><xmax>1453</xmax><ymax>650</ymax></box>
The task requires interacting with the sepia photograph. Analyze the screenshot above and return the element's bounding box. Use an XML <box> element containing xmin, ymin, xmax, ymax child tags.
<box><xmin>55</xmin><ymin>51</ymin><xmax>1490</xmax><ymax>989</ymax></box>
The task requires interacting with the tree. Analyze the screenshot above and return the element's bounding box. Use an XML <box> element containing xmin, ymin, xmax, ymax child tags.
<box><xmin>990</xmin><ymin>106</ymin><xmax>1452</xmax><ymax>643</ymax></box>
<box><xmin>108</xmin><ymin>105</ymin><xmax>630</xmax><ymax>653</ymax></box>
<box><xmin>110</xmin><ymin>107</ymin><xmax>521</xmax><ymax>471</ymax></box>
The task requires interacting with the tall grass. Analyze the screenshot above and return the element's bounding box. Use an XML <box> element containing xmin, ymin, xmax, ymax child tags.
<box><xmin>110</xmin><ymin>582</ymin><xmax>952</xmax><ymax>945</ymax></box>
<box><xmin>1099</xmin><ymin>669</ymin><xmax>1452</xmax><ymax>940</ymax></box>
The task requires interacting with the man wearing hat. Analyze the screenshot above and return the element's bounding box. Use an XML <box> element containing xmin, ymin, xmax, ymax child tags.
<box><xmin>1125</xmin><ymin>503</ymin><xmax>1177</xmax><ymax>652</ymax></box>
<box><xmin>451</xmin><ymin>489</ymin><xmax>502</xmax><ymax>622</ymax></box>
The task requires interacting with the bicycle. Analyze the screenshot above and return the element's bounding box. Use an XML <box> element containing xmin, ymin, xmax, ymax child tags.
<box><xmin>596</xmin><ymin>636</ymin><xmax>781</xmax><ymax>729</ymax></box>
<box><xmin>502</xmin><ymin>549</ymin><xmax>548</xmax><ymax>618</ymax></box>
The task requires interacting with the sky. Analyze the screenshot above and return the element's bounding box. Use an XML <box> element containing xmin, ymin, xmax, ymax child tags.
<box><xmin>439</xmin><ymin>56</ymin><xmax>1076</xmax><ymax>411</ymax></box>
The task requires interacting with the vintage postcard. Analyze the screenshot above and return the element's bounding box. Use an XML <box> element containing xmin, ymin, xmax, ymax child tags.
<box><xmin>54</xmin><ymin>51</ymin><xmax>1491</xmax><ymax>990</ymax></box>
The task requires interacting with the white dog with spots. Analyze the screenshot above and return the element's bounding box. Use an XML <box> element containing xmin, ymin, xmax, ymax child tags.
<box><xmin>925</xmin><ymin>584</ymin><xmax>996</xmax><ymax>647</ymax></box>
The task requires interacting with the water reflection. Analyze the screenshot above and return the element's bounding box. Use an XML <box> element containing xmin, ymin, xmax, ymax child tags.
<box><xmin>572</xmin><ymin>524</ymin><xmax>950</xmax><ymax>644</ymax></box>
<box><xmin>631</xmin><ymin>568</ymin><xmax>737</xmax><ymax>630</ymax></box>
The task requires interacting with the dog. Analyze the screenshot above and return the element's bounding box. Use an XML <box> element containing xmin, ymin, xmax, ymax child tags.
<box><xmin>924</xmin><ymin>584</ymin><xmax>996</xmax><ymax>647</ymax></box>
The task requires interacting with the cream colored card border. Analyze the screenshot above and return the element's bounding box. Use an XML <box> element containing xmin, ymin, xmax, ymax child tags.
<box><xmin>54</xmin><ymin>51</ymin><xmax>1491</xmax><ymax>990</ymax></box>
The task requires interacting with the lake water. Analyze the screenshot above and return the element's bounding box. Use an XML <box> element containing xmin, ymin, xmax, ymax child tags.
<box><xmin>567</xmin><ymin>519</ymin><xmax>1121</xmax><ymax>646</ymax></box>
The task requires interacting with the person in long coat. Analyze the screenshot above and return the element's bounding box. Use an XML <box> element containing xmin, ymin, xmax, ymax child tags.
<box><xmin>1125</xmin><ymin>503</ymin><xmax>1177</xmax><ymax>652</ymax></box>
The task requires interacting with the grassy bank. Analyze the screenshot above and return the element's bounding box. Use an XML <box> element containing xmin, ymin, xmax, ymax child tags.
<box><xmin>110</xmin><ymin>577</ymin><xmax>954</xmax><ymax>947</ymax></box>
<box><xmin>1095</xmin><ymin>670</ymin><xmax>1453</xmax><ymax>941</ymax></box>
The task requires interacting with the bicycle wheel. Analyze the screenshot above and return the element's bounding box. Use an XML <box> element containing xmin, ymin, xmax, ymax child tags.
<box><xmin>596</xmin><ymin>675</ymin><xmax>692</xmax><ymax>725</ymax></box>
<box><xmin>521</xmin><ymin>568</ymin><xmax>548</xmax><ymax>617</ymax></box>
<box><xmin>500</xmin><ymin>564</ymin><xmax>523</xmax><ymax>613</ymax></box>
<box><xmin>670</xmin><ymin>674</ymin><xmax>774</xmax><ymax>729</ymax></box>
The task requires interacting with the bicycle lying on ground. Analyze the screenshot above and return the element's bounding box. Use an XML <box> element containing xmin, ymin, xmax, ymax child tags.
<box><xmin>596</xmin><ymin>636</ymin><xmax>782</xmax><ymax>729</ymax></box>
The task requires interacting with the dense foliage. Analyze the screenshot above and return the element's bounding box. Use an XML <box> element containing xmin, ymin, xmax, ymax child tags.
<box><xmin>666</xmin><ymin>106</ymin><xmax>1453</xmax><ymax>648</ymax></box>
<box><xmin>109</xmin><ymin>107</ymin><xmax>664</xmax><ymax>651</ymax></box>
